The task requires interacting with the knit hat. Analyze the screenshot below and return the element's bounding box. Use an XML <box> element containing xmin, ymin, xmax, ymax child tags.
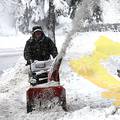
<box><xmin>32</xmin><ymin>26</ymin><xmax>43</xmax><ymax>33</ymax></box>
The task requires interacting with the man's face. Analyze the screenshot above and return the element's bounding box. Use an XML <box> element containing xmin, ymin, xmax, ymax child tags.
<box><xmin>34</xmin><ymin>31</ymin><xmax>43</xmax><ymax>40</ymax></box>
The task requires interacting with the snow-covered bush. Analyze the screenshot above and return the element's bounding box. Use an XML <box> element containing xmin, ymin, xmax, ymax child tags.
<box><xmin>0</xmin><ymin>0</ymin><xmax>18</xmax><ymax>35</ymax></box>
<box><xmin>15</xmin><ymin>0</ymin><xmax>70</xmax><ymax>33</ymax></box>
<box><xmin>15</xmin><ymin>0</ymin><xmax>49</xmax><ymax>33</ymax></box>
<box><xmin>101</xmin><ymin>0</ymin><xmax>120</xmax><ymax>23</ymax></box>
<box><xmin>54</xmin><ymin>0</ymin><xmax>69</xmax><ymax>17</ymax></box>
<box><xmin>73</xmin><ymin>0</ymin><xmax>102</xmax><ymax>32</ymax></box>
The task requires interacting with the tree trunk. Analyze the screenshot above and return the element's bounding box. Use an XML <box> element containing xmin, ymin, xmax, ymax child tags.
<box><xmin>24</xmin><ymin>4</ymin><xmax>29</xmax><ymax>33</ymax></box>
<box><xmin>47</xmin><ymin>0</ymin><xmax>56</xmax><ymax>44</ymax></box>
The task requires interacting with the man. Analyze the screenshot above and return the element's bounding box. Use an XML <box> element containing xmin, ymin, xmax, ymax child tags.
<box><xmin>24</xmin><ymin>26</ymin><xmax>58</xmax><ymax>65</ymax></box>
<box><xmin>24</xmin><ymin>26</ymin><xmax>58</xmax><ymax>85</ymax></box>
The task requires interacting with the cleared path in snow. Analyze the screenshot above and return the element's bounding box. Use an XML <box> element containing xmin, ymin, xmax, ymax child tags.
<box><xmin>0</xmin><ymin>49</ymin><xmax>23</xmax><ymax>75</ymax></box>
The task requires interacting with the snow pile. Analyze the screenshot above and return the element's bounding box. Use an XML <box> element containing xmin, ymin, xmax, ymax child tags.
<box><xmin>0</xmin><ymin>57</ymin><xmax>28</xmax><ymax>93</ymax></box>
<box><xmin>58</xmin><ymin>106</ymin><xmax>120</xmax><ymax>120</ymax></box>
<box><xmin>0</xmin><ymin>57</ymin><xmax>29</xmax><ymax>120</ymax></box>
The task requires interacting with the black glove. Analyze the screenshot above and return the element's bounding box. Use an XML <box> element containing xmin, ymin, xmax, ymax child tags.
<box><xmin>117</xmin><ymin>69</ymin><xmax>120</xmax><ymax>73</ymax></box>
<box><xmin>26</xmin><ymin>61</ymin><xmax>31</xmax><ymax>66</ymax></box>
<box><xmin>26</xmin><ymin>59</ymin><xmax>34</xmax><ymax>66</ymax></box>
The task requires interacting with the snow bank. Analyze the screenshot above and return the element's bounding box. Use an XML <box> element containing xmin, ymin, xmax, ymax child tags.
<box><xmin>58</xmin><ymin>106</ymin><xmax>120</xmax><ymax>120</ymax></box>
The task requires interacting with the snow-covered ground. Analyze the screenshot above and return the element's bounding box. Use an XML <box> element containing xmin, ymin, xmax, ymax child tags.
<box><xmin>1</xmin><ymin>27</ymin><xmax>120</xmax><ymax>120</ymax></box>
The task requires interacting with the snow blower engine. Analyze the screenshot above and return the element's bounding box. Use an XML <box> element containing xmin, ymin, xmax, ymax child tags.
<box><xmin>26</xmin><ymin>59</ymin><xmax>67</xmax><ymax>113</ymax></box>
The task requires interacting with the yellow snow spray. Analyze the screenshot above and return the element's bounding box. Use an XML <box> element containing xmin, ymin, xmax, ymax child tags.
<box><xmin>70</xmin><ymin>36</ymin><xmax>120</xmax><ymax>106</ymax></box>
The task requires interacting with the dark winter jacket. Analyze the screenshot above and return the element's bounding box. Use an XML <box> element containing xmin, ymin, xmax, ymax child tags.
<box><xmin>24</xmin><ymin>35</ymin><xmax>58</xmax><ymax>65</ymax></box>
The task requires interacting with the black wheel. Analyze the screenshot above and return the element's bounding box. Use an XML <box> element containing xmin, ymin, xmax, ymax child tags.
<box><xmin>27</xmin><ymin>102</ymin><xmax>33</xmax><ymax>113</ymax></box>
<box><xmin>61</xmin><ymin>98</ymin><xmax>67</xmax><ymax>111</ymax></box>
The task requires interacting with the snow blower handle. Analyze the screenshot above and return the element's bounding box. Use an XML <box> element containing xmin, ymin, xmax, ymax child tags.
<box><xmin>29</xmin><ymin>59</ymin><xmax>34</xmax><ymax>70</ymax></box>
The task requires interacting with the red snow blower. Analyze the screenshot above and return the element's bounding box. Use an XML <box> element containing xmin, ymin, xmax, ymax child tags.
<box><xmin>26</xmin><ymin>58</ymin><xmax>67</xmax><ymax>113</ymax></box>
<box><xmin>26</xmin><ymin>33</ymin><xmax>71</xmax><ymax>113</ymax></box>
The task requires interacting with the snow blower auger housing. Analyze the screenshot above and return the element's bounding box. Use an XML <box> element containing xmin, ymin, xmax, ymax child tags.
<box><xmin>27</xmin><ymin>86</ymin><xmax>66</xmax><ymax>112</ymax></box>
<box><xmin>26</xmin><ymin>60</ymin><xmax>67</xmax><ymax>113</ymax></box>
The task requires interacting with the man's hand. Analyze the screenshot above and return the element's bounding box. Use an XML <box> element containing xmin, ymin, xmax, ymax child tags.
<box><xmin>26</xmin><ymin>59</ymin><xmax>34</xmax><ymax>66</ymax></box>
